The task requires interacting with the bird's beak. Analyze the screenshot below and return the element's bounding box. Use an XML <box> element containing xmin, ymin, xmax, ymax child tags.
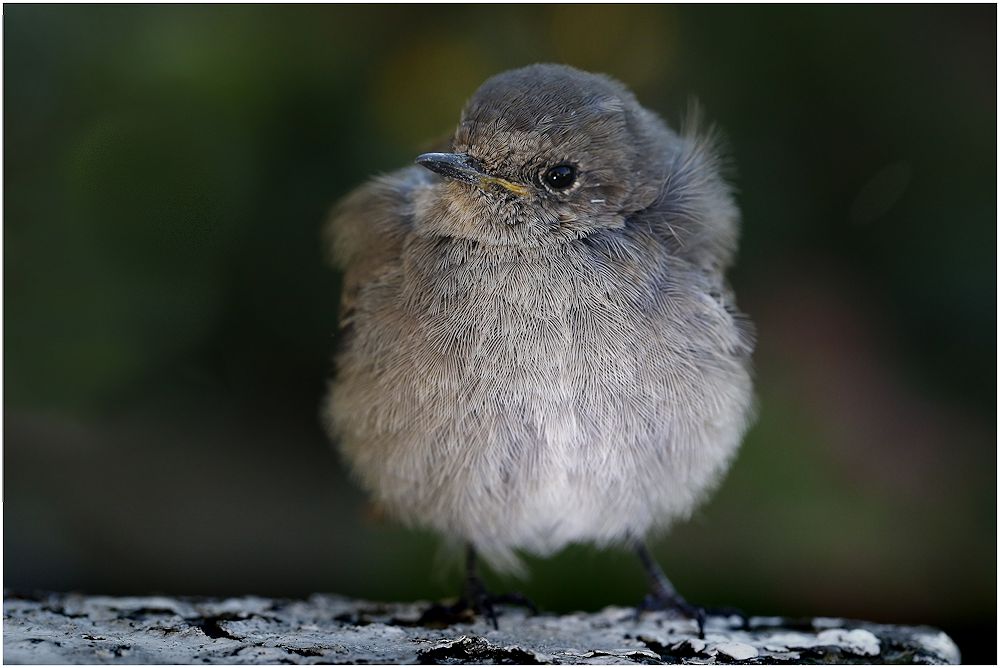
<box><xmin>415</xmin><ymin>152</ymin><xmax>529</xmax><ymax>196</ymax></box>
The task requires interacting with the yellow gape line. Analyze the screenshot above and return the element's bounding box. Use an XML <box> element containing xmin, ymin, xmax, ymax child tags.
<box><xmin>480</xmin><ymin>176</ymin><xmax>529</xmax><ymax>196</ymax></box>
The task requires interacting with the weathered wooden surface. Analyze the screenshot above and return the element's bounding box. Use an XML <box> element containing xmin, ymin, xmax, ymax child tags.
<box><xmin>3</xmin><ymin>593</ymin><xmax>960</xmax><ymax>664</ymax></box>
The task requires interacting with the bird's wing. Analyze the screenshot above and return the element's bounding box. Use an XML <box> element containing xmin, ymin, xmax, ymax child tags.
<box><xmin>323</xmin><ymin>166</ymin><xmax>433</xmax><ymax>322</ymax></box>
<box><xmin>636</xmin><ymin>113</ymin><xmax>741</xmax><ymax>276</ymax></box>
<box><xmin>628</xmin><ymin>113</ymin><xmax>754</xmax><ymax>359</ymax></box>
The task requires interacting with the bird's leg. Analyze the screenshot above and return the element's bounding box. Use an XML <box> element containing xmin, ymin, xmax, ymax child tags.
<box><xmin>456</xmin><ymin>545</ymin><xmax>537</xmax><ymax>628</ymax></box>
<box><xmin>633</xmin><ymin>539</ymin><xmax>706</xmax><ymax>637</ymax></box>
<box><xmin>417</xmin><ymin>544</ymin><xmax>536</xmax><ymax>629</ymax></box>
<box><xmin>456</xmin><ymin>545</ymin><xmax>499</xmax><ymax>628</ymax></box>
<box><xmin>633</xmin><ymin>539</ymin><xmax>749</xmax><ymax>637</ymax></box>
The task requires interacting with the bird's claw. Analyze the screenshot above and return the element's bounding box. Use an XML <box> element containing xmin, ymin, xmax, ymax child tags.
<box><xmin>635</xmin><ymin>593</ymin><xmax>707</xmax><ymax>638</ymax></box>
<box><xmin>417</xmin><ymin>582</ymin><xmax>537</xmax><ymax>629</ymax></box>
<box><xmin>635</xmin><ymin>595</ymin><xmax>750</xmax><ymax>638</ymax></box>
<box><xmin>462</xmin><ymin>583</ymin><xmax>538</xmax><ymax>629</ymax></box>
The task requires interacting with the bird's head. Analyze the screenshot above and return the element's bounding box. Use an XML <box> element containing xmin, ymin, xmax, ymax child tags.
<box><xmin>414</xmin><ymin>64</ymin><xmax>677</xmax><ymax>246</ymax></box>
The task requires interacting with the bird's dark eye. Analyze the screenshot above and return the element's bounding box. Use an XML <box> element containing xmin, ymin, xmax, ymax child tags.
<box><xmin>544</xmin><ymin>164</ymin><xmax>577</xmax><ymax>190</ymax></box>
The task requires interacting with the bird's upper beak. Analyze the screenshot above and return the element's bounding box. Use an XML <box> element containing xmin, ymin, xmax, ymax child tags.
<box><xmin>415</xmin><ymin>152</ymin><xmax>529</xmax><ymax>196</ymax></box>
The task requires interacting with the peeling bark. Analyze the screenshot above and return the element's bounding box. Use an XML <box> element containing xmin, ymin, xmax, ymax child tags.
<box><xmin>3</xmin><ymin>593</ymin><xmax>960</xmax><ymax>664</ymax></box>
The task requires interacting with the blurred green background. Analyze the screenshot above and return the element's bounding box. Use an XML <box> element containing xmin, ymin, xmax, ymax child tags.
<box><xmin>4</xmin><ymin>4</ymin><xmax>995</xmax><ymax>662</ymax></box>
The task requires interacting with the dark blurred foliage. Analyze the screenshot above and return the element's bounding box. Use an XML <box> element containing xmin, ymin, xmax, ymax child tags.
<box><xmin>4</xmin><ymin>4</ymin><xmax>995</xmax><ymax>662</ymax></box>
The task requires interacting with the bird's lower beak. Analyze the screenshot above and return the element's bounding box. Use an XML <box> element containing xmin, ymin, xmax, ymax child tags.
<box><xmin>415</xmin><ymin>152</ymin><xmax>529</xmax><ymax>196</ymax></box>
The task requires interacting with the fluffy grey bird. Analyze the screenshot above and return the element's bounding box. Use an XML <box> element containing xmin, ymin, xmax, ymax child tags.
<box><xmin>323</xmin><ymin>63</ymin><xmax>755</xmax><ymax>632</ymax></box>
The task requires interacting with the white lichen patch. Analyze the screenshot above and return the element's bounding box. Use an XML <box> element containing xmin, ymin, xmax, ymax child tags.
<box><xmin>914</xmin><ymin>630</ymin><xmax>961</xmax><ymax>665</ymax></box>
<box><xmin>672</xmin><ymin>637</ymin><xmax>708</xmax><ymax>654</ymax></box>
<box><xmin>712</xmin><ymin>641</ymin><xmax>759</xmax><ymax>661</ymax></box>
<box><xmin>816</xmin><ymin>628</ymin><xmax>881</xmax><ymax>656</ymax></box>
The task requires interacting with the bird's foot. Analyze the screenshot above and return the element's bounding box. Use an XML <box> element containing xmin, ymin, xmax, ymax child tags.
<box><xmin>470</xmin><ymin>591</ymin><xmax>538</xmax><ymax>629</ymax></box>
<box><xmin>417</xmin><ymin>580</ymin><xmax>537</xmax><ymax>630</ymax></box>
<box><xmin>636</xmin><ymin>592</ymin><xmax>705</xmax><ymax>638</ymax></box>
<box><xmin>635</xmin><ymin>594</ymin><xmax>750</xmax><ymax>638</ymax></box>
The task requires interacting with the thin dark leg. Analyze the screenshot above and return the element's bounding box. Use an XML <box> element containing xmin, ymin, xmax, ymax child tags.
<box><xmin>417</xmin><ymin>543</ymin><xmax>536</xmax><ymax>629</ymax></box>
<box><xmin>460</xmin><ymin>544</ymin><xmax>537</xmax><ymax>627</ymax></box>
<box><xmin>459</xmin><ymin>545</ymin><xmax>499</xmax><ymax>629</ymax></box>
<box><xmin>635</xmin><ymin>540</ymin><xmax>681</xmax><ymax>600</ymax></box>
<box><xmin>461</xmin><ymin>544</ymin><xmax>482</xmax><ymax>605</ymax></box>
<box><xmin>633</xmin><ymin>539</ymin><xmax>748</xmax><ymax>637</ymax></box>
<box><xmin>633</xmin><ymin>538</ymin><xmax>706</xmax><ymax>638</ymax></box>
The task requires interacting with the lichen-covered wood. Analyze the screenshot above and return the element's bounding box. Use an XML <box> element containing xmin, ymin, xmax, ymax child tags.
<box><xmin>3</xmin><ymin>593</ymin><xmax>960</xmax><ymax>664</ymax></box>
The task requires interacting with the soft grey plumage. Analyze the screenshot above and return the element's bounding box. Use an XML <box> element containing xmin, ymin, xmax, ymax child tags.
<box><xmin>323</xmin><ymin>64</ymin><xmax>754</xmax><ymax>596</ymax></box>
